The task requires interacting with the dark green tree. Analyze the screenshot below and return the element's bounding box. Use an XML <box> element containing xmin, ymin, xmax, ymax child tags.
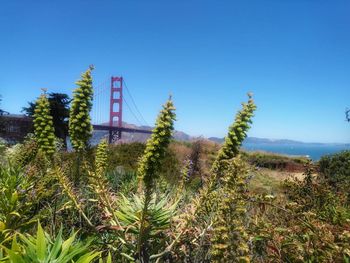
<box><xmin>0</xmin><ymin>95</ymin><xmax>4</xmax><ymax>133</ymax></box>
<box><xmin>22</xmin><ymin>93</ymin><xmax>70</xmax><ymax>145</ymax></box>
<box><xmin>0</xmin><ymin>95</ymin><xmax>8</xmax><ymax>115</ymax></box>
<box><xmin>0</xmin><ymin>95</ymin><xmax>9</xmax><ymax>134</ymax></box>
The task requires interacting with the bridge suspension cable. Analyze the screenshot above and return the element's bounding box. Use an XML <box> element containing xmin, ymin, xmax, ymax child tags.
<box><xmin>90</xmin><ymin>75</ymin><xmax>153</xmax><ymax>143</ymax></box>
<box><xmin>91</xmin><ymin>76</ymin><xmax>150</xmax><ymax>129</ymax></box>
<box><xmin>92</xmin><ymin>78</ymin><xmax>110</xmax><ymax>125</ymax></box>
<box><xmin>93</xmin><ymin>78</ymin><xmax>110</xmax><ymax>98</ymax></box>
<box><xmin>122</xmin><ymin>79</ymin><xmax>150</xmax><ymax>127</ymax></box>
<box><xmin>122</xmin><ymin>95</ymin><xmax>143</xmax><ymax>127</ymax></box>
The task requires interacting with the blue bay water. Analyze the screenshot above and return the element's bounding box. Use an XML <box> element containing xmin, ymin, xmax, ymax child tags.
<box><xmin>242</xmin><ymin>142</ymin><xmax>350</xmax><ymax>161</ymax></box>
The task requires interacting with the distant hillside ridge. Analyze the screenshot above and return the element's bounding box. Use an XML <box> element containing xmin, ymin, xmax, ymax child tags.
<box><xmin>91</xmin><ymin>121</ymin><xmax>192</xmax><ymax>144</ymax></box>
<box><xmin>209</xmin><ymin>136</ymin><xmax>350</xmax><ymax>146</ymax></box>
<box><xmin>92</xmin><ymin>121</ymin><xmax>349</xmax><ymax>147</ymax></box>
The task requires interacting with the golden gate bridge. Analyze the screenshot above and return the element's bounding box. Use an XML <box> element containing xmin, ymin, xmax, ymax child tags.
<box><xmin>91</xmin><ymin>76</ymin><xmax>152</xmax><ymax>143</ymax></box>
<box><xmin>0</xmin><ymin>76</ymin><xmax>152</xmax><ymax>144</ymax></box>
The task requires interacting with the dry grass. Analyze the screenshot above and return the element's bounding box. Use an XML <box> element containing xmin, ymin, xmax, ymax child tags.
<box><xmin>249</xmin><ymin>167</ymin><xmax>312</xmax><ymax>195</ymax></box>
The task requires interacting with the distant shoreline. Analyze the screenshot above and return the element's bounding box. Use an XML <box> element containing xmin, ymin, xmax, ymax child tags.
<box><xmin>242</xmin><ymin>142</ymin><xmax>350</xmax><ymax>161</ymax></box>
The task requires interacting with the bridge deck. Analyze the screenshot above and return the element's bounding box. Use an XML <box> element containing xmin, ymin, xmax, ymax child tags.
<box><xmin>92</xmin><ymin>124</ymin><xmax>152</xmax><ymax>134</ymax></box>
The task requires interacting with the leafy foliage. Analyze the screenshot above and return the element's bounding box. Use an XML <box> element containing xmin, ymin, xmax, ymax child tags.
<box><xmin>5</xmin><ymin>134</ymin><xmax>38</xmax><ymax>167</ymax></box>
<box><xmin>0</xmin><ymin>165</ymin><xmax>37</xmax><ymax>241</ymax></box>
<box><xmin>243</xmin><ymin>151</ymin><xmax>308</xmax><ymax>171</ymax></box>
<box><xmin>318</xmin><ymin>150</ymin><xmax>350</xmax><ymax>197</ymax></box>
<box><xmin>106</xmin><ymin>142</ymin><xmax>145</xmax><ymax>172</ymax></box>
<box><xmin>249</xmin><ymin>167</ymin><xmax>350</xmax><ymax>262</ymax></box>
<box><xmin>115</xmin><ymin>194</ymin><xmax>176</xmax><ymax>261</ymax></box>
<box><xmin>0</xmin><ymin>222</ymin><xmax>100</xmax><ymax>263</ymax></box>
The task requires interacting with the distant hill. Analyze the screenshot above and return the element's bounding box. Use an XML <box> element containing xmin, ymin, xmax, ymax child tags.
<box><xmin>208</xmin><ymin>136</ymin><xmax>310</xmax><ymax>145</ymax></box>
<box><xmin>207</xmin><ymin>137</ymin><xmax>224</xmax><ymax>144</ymax></box>
<box><xmin>91</xmin><ymin>121</ymin><xmax>192</xmax><ymax>144</ymax></box>
<box><xmin>91</xmin><ymin>122</ymin><xmax>349</xmax><ymax>147</ymax></box>
<box><xmin>208</xmin><ymin>136</ymin><xmax>349</xmax><ymax>146</ymax></box>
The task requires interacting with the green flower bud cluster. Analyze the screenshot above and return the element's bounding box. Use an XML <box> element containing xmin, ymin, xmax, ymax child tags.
<box><xmin>69</xmin><ymin>66</ymin><xmax>94</xmax><ymax>151</ymax></box>
<box><xmin>211</xmin><ymin>157</ymin><xmax>250</xmax><ymax>263</ymax></box>
<box><xmin>197</xmin><ymin>94</ymin><xmax>256</xmax><ymax>215</ymax></box>
<box><xmin>136</xmin><ymin>98</ymin><xmax>176</xmax><ymax>261</ymax></box>
<box><xmin>53</xmin><ymin>167</ymin><xmax>94</xmax><ymax>228</ymax></box>
<box><xmin>33</xmin><ymin>93</ymin><xmax>56</xmax><ymax>156</ymax></box>
<box><xmin>89</xmin><ymin>139</ymin><xmax>116</xmax><ymax>220</ymax></box>
<box><xmin>212</xmin><ymin>93</ymin><xmax>256</xmax><ymax>177</ymax></box>
<box><xmin>137</xmin><ymin>98</ymin><xmax>176</xmax><ymax>190</ymax></box>
<box><xmin>209</xmin><ymin>94</ymin><xmax>255</xmax><ymax>261</ymax></box>
<box><xmin>95</xmin><ymin>139</ymin><xmax>108</xmax><ymax>176</ymax></box>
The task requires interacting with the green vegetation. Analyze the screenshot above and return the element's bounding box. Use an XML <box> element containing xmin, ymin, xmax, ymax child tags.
<box><xmin>1</xmin><ymin>222</ymin><xmax>101</xmax><ymax>263</ymax></box>
<box><xmin>243</xmin><ymin>151</ymin><xmax>308</xmax><ymax>171</ymax></box>
<box><xmin>319</xmin><ymin>150</ymin><xmax>350</xmax><ymax>196</ymax></box>
<box><xmin>1</xmin><ymin>68</ymin><xmax>349</xmax><ymax>262</ymax></box>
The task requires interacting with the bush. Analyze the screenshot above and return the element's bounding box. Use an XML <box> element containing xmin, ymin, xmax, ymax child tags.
<box><xmin>0</xmin><ymin>165</ymin><xmax>35</xmax><ymax>238</ymax></box>
<box><xmin>243</xmin><ymin>151</ymin><xmax>308</xmax><ymax>172</ymax></box>
<box><xmin>318</xmin><ymin>150</ymin><xmax>350</xmax><ymax>192</ymax></box>
<box><xmin>5</xmin><ymin>134</ymin><xmax>38</xmax><ymax>168</ymax></box>
<box><xmin>107</xmin><ymin>142</ymin><xmax>145</xmax><ymax>172</ymax></box>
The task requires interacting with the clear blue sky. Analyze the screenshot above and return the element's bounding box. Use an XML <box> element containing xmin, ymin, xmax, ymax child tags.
<box><xmin>1</xmin><ymin>0</ymin><xmax>349</xmax><ymax>143</ymax></box>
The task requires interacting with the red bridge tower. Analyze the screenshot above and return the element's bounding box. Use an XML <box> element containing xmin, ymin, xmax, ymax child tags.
<box><xmin>109</xmin><ymin>76</ymin><xmax>123</xmax><ymax>143</ymax></box>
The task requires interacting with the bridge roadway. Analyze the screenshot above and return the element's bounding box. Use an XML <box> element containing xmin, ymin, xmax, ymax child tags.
<box><xmin>92</xmin><ymin>124</ymin><xmax>152</xmax><ymax>134</ymax></box>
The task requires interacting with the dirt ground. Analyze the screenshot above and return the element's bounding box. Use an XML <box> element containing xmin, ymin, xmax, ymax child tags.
<box><xmin>259</xmin><ymin>168</ymin><xmax>306</xmax><ymax>181</ymax></box>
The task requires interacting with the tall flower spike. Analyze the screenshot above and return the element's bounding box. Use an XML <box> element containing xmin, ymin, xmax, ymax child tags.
<box><xmin>194</xmin><ymin>93</ymin><xmax>256</xmax><ymax>227</ymax></box>
<box><xmin>89</xmin><ymin>139</ymin><xmax>118</xmax><ymax>223</ymax></box>
<box><xmin>211</xmin><ymin>93</ymin><xmax>256</xmax><ymax>177</ymax></box>
<box><xmin>137</xmin><ymin>97</ymin><xmax>176</xmax><ymax>189</ymax></box>
<box><xmin>69</xmin><ymin>66</ymin><xmax>94</xmax><ymax>151</ymax></box>
<box><xmin>33</xmin><ymin>92</ymin><xmax>56</xmax><ymax>156</ymax></box>
<box><xmin>136</xmin><ymin>97</ymin><xmax>176</xmax><ymax>262</ymax></box>
<box><xmin>211</xmin><ymin>157</ymin><xmax>251</xmax><ymax>262</ymax></box>
<box><xmin>95</xmin><ymin>139</ymin><xmax>108</xmax><ymax>176</ymax></box>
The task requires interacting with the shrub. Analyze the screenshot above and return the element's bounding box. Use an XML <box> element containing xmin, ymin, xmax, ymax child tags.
<box><xmin>243</xmin><ymin>151</ymin><xmax>308</xmax><ymax>172</ymax></box>
<box><xmin>318</xmin><ymin>150</ymin><xmax>350</xmax><ymax>193</ymax></box>
<box><xmin>106</xmin><ymin>142</ymin><xmax>145</xmax><ymax>172</ymax></box>
<box><xmin>5</xmin><ymin>134</ymin><xmax>38</xmax><ymax>168</ymax></box>
<box><xmin>0</xmin><ymin>165</ymin><xmax>38</xmax><ymax>240</ymax></box>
